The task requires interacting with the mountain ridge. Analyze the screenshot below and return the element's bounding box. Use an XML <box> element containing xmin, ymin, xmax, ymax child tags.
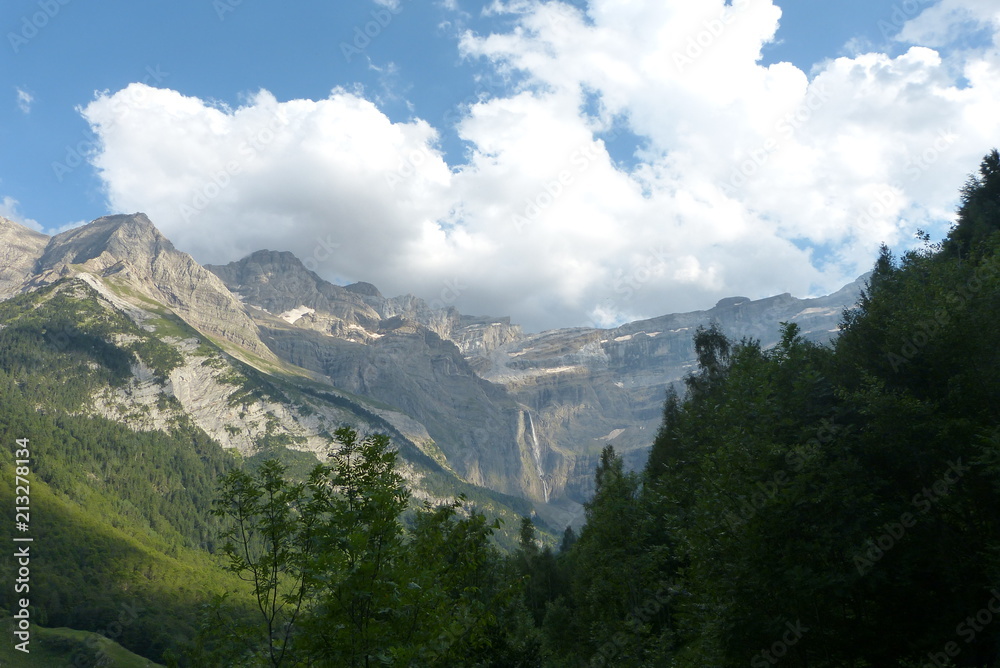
<box><xmin>0</xmin><ymin>212</ymin><xmax>865</xmax><ymax>516</ymax></box>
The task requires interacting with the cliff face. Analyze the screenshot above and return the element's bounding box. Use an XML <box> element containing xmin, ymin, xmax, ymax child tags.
<box><xmin>4</xmin><ymin>276</ymin><xmax>487</xmax><ymax>521</ymax></box>
<box><xmin>207</xmin><ymin>251</ymin><xmax>549</xmax><ymax>502</ymax></box>
<box><xmin>207</xmin><ymin>248</ymin><xmax>863</xmax><ymax>510</ymax></box>
<box><xmin>206</xmin><ymin>250</ymin><xmax>522</xmax><ymax>354</ymax></box>
<box><xmin>468</xmin><ymin>278</ymin><xmax>866</xmax><ymax>503</ymax></box>
<box><xmin>0</xmin><ymin>216</ymin><xmax>48</xmax><ymax>299</ymax></box>
<box><xmin>0</xmin><ymin>212</ymin><xmax>864</xmax><ymax>518</ymax></box>
<box><xmin>29</xmin><ymin>214</ymin><xmax>276</xmax><ymax>361</ymax></box>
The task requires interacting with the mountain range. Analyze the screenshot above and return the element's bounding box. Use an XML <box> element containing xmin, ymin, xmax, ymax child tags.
<box><xmin>0</xmin><ymin>212</ymin><xmax>865</xmax><ymax>527</ymax></box>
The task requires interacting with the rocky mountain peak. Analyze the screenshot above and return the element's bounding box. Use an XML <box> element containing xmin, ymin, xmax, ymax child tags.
<box><xmin>715</xmin><ymin>296</ymin><xmax>750</xmax><ymax>309</ymax></box>
<box><xmin>26</xmin><ymin>213</ymin><xmax>276</xmax><ymax>361</ymax></box>
<box><xmin>37</xmin><ymin>213</ymin><xmax>169</xmax><ymax>275</ymax></box>
<box><xmin>0</xmin><ymin>214</ymin><xmax>48</xmax><ymax>238</ymax></box>
<box><xmin>210</xmin><ymin>249</ymin><xmax>527</xmax><ymax>355</ymax></box>
<box><xmin>207</xmin><ymin>250</ymin><xmax>371</xmax><ymax>317</ymax></box>
<box><xmin>244</xmin><ymin>249</ymin><xmax>311</xmax><ymax>273</ymax></box>
<box><xmin>344</xmin><ymin>281</ymin><xmax>382</xmax><ymax>298</ymax></box>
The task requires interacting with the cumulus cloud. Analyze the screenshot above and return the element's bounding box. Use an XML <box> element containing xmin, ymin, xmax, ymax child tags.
<box><xmin>80</xmin><ymin>0</ymin><xmax>1000</xmax><ymax>331</ymax></box>
<box><xmin>83</xmin><ymin>86</ymin><xmax>452</xmax><ymax>273</ymax></box>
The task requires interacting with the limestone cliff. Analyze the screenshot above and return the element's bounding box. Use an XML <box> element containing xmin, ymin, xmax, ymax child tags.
<box><xmin>0</xmin><ymin>216</ymin><xmax>48</xmax><ymax>299</ymax></box>
<box><xmin>206</xmin><ymin>250</ymin><xmax>522</xmax><ymax>353</ymax></box>
<box><xmin>29</xmin><ymin>214</ymin><xmax>275</xmax><ymax>361</ymax></box>
<box><xmin>208</xmin><ymin>248</ymin><xmax>864</xmax><ymax>510</ymax></box>
<box><xmin>207</xmin><ymin>251</ymin><xmax>548</xmax><ymax>501</ymax></box>
<box><xmin>0</xmin><ymin>213</ymin><xmax>865</xmax><ymax>520</ymax></box>
<box><xmin>471</xmin><ymin>276</ymin><xmax>867</xmax><ymax>503</ymax></box>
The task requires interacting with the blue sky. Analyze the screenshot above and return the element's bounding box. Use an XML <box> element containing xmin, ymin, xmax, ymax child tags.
<box><xmin>2</xmin><ymin>0</ymin><xmax>999</xmax><ymax>330</ymax></box>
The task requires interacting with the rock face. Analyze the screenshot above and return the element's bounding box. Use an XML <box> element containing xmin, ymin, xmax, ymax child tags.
<box><xmin>207</xmin><ymin>251</ymin><xmax>547</xmax><ymax>501</ymax></box>
<box><xmin>207</xmin><ymin>250</ymin><xmax>385</xmax><ymax>341</ymax></box>
<box><xmin>29</xmin><ymin>214</ymin><xmax>275</xmax><ymax>361</ymax></box>
<box><xmin>468</xmin><ymin>276</ymin><xmax>867</xmax><ymax>503</ymax></box>
<box><xmin>0</xmin><ymin>212</ymin><xmax>865</xmax><ymax>518</ymax></box>
<box><xmin>0</xmin><ymin>217</ymin><xmax>48</xmax><ymax>299</ymax></box>
<box><xmin>206</xmin><ymin>250</ymin><xmax>523</xmax><ymax>353</ymax></box>
<box><xmin>19</xmin><ymin>276</ymin><xmax>469</xmax><ymax>517</ymax></box>
<box><xmin>207</xmin><ymin>248</ymin><xmax>864</xmax><ymax>511</ymax></box>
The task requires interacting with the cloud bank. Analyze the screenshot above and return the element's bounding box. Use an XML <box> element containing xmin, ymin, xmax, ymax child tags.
<box><xmin>80</xmin><ymin>0</ymin><xmax>1000</xmax><ymax>331</ymax></box>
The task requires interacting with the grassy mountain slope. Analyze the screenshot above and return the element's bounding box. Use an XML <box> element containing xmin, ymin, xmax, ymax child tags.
<box><xmin>0</xmin><ymin>623</ymin><xmax>164</xmax><ymax>667</ymax></box>
<box><xmin>0</xmin><ymin>273</ymin><xmax>550</xmax><ymax>662</ymax></box>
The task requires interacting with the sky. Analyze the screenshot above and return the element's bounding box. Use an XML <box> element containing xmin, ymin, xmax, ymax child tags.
<box><xmin>2</xmin><ymin>0</ymin><xmax>999</xmax><ymax>332</ymax></box>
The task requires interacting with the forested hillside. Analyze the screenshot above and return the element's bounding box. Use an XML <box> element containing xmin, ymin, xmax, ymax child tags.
<box><xmin>511</xmin><ymin>150</ymin><xmax>1000</xmax><ymax>666</ymax></box>
<box><xmin>4</xmin><ymin>151</ymin><xmax>999</xmax><ymax>666</ymax></box>
<box><xmin>179</xmin><ymin>151</ymin><xmax>1000</xmax><ymax>667</ymax></box>
<box><xmin>0</xmin><ymin>275</ymin><xmax>535</xmax><ymax>666</ymax></box>
<box><xmin>0</xmin><ymin>280</ymin><xmax>252</xmax><ymax>663</ymax></box>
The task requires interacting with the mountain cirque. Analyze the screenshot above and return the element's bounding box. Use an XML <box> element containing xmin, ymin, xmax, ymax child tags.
<box><xmin>0</xmin><ymin>213</ymin><xmax>864</xmax><ymax>523</ymax></box>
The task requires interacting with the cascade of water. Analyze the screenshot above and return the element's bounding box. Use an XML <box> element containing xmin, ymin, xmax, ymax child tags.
<box><xmin>526</xmin><ymin>411</ymin><xmax>550</xmax><ymax>503</ymax></box>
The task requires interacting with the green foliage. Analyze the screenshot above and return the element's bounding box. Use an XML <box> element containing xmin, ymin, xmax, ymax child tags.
<box><xmin>0</xmin><ymin>621</ymin><xmax>166</xmax><ymax>667</ymax></box>
<box><xmin>514</xmin><ymin>150</ymin><xmax>1000</xmax><ymax>667</ymax></box>
<box><xmin>0</xmin><ymin>280</ymin><xmax>253</xmax><ymax>665</ymax></box>
<box><xmin>0</xmin><ymin>274</ymin><xmax>543</xmax><ymax>664</ymax></box>
<box><xmin>0</xmin><ymin>466</ymin><xmax>250</xmax><ymax>666</ymax></box>
<box><xmin>201</xmin><ymin>427</ymin><xmax>535</xmax><ymax>666</ymax></box>
<box><xmin>944</xmin><ymin>148</ymin><xmax>1000</xmax><ymax>257</ymax></box>
<box><xmin>214</xmin><ymin>460</ymin><xmax>307</xmax><ymax>667</ymax></box>
<box><xmin>9</xmin><ymin>151</ymin><xmax>1000</xmax><ymax>666</ymax></box>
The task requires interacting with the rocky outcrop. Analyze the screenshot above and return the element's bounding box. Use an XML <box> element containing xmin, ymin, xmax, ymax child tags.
<box><xmin>0</xmin><ymin>213</ymin><xmax>865</xmax><ymax>514</ymax></box>
<box><xmin>242</xmin><ymin>304</ymin><xmax>548</xmax><ymax>501</ymax></box>
<box><xmin>207</xmin><ymin>251</ymin><xmax>523</xmax><ymax>354</ymax></box>
<box><xmin>29</xmin><ymin>214</ymin><xmax>275</xmax><ymax>361</ymax></box>
<box><xmin>469</xmin><ymin>276</ymin><xmax>867</xmax><ymax>502</ymax></box>
<box><xmin>208</xmin><ymin>247</ymin><xmax>865</xmax><ymax>507</ymax></box>
<box><xmin>0</xmin><ymin>216</ymin><xmax>48</xmax><ymax>299</ymax></box>
<box><xmin>207</xmin><ymin>251</ymin><xmax>550</xmax><ymax>501</ymax></box>
<box><xmin>207</xmin><ymin>250</ymin><xmax>386</xmax><ymax>341</ymax></box>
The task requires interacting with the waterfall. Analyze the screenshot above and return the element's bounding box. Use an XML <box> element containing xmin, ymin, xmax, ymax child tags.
<box><xmin>526</xmin><ymin>411</ymin><xmax>550</xmax><ymax>503</ymax></box>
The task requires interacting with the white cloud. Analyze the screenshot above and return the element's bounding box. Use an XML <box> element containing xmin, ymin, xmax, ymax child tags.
<box><xmin>80</xmin><ymin>0</ymin><xmax>1000</xmax><ymax>332</ymax></box>
<box><xmin>896</xmin><ymin>0</ymin><xmax>1000</xmax><ymax>47</ymax></box>
<box><xmin>0</xmin><ymin>196</ymin><xmax>44</xmax><ymax>231</ymax></box>
<box><xmin>82</xmin><ymin>85</ymin><xmax>455</xmax><ymax>284</ymax></box>
<box><xmin>16</xmin><ymin>88</ymin><xmax>33</xmax><ymax>114</ymax></box>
